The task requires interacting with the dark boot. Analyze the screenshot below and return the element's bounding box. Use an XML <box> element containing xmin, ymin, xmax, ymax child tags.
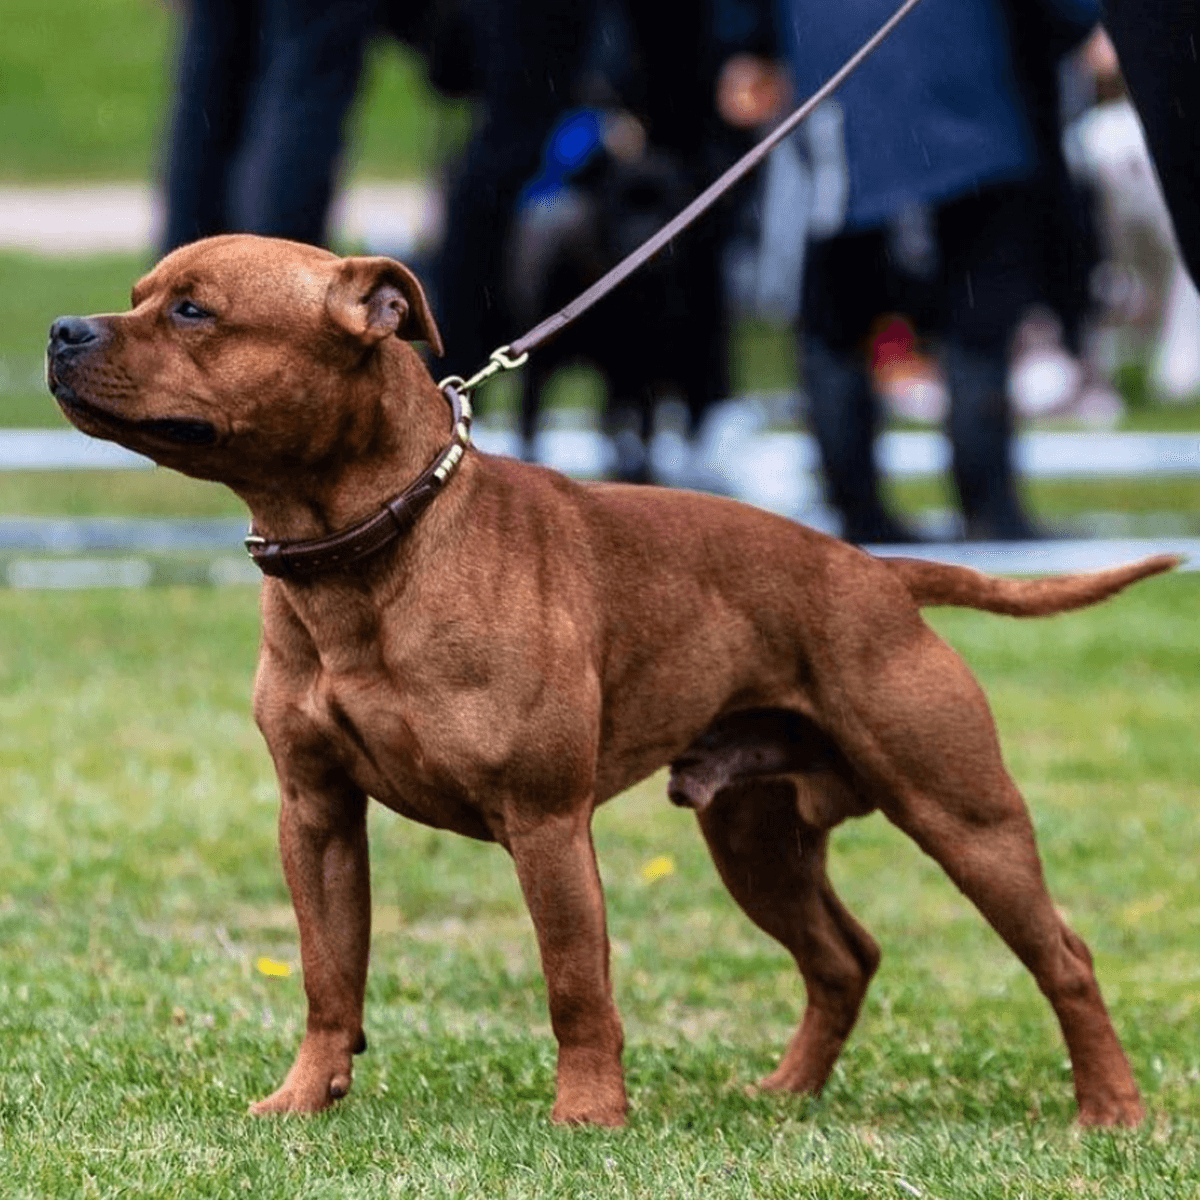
<box><xmin>942</xmin><ymin>342</ymin><xmax>1042</xmax><ymax>541</ymax></box>
<box><xmin>803</xmin><ymin>335</ymin><xmax>917</xmax><ymax>544</ymax></box>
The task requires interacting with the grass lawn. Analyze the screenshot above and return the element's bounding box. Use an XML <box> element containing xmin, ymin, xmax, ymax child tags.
<box><xmin>0</xmin><ymin>574</ymin><xmax>1198</xmax><ymax>1198</ymax></box>
<box><xmin>0</xmin><ymin>0</ymin><xmax>467</xmax><ymax>183</ymax></box>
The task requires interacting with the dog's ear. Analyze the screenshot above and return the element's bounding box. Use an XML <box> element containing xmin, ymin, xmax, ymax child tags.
<box><xmin>325</xmin><ymin>257</ymin><xmax>445</xmax><ymax>356</ymax></box>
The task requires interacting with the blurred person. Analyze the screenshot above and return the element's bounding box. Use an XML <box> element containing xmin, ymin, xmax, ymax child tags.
<box><xmin>504</xmin><ymin>108</ymin><xmax>727</xmax><ymax>483</ymax></box>
<box><xmin>491</xmin><ymin>3</ymin><xmax>784</xmax><ymax>482</ymax></box>
<box><xmin>1004</xmin><ymin>20</ymin><xmax>1123</xmax><ymax>426</ymax></box>
<box><xmin>431</xmin><ymin>0</ymin><xmax>775</xmax><ymax>392</ymax></box>
<box><xmin>1103</xmin><ymin>0</ymin><xmax>1200</xmax><ymax>289</ymax></box>
<box><xmin>161</xmin><ymin>0</ymin><xmax>380</xmax><ymax>252</ymax></box>
<box><xmin>781</xmin><ymin>0</ymin><xmax>1101</xmax><ymax>543</ymax></box>
<box><xmin>1066</xmin><ymin>27</ymin><xmax>1200</xmax><ymax>404</ymax></box>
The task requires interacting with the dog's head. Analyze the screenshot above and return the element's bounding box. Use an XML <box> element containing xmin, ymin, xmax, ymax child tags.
<box><xmin>46</xmin><ymin>235</ymin><xmax>444</xmax><ymax>484</ymax></box>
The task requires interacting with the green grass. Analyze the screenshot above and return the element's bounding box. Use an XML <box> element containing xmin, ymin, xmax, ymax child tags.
<box><xmin>888</xmin><ymin>476</ymin><xmax>1200</xmax><ymax>536</ymax></box>
<box><xmin>1</xmin><ymin>253</ymin><xmax>143</xmax><ymax>430</ymax></box>
<box><xmin>0</xmin><ymin>0</ymin><xmax>172</xmax><ymax>181</ymax></box>
<box><xmin>0</xmin><ymin>0</ymin><xmax>467</xmax><ymax>182</ymax></box>
<box><xmin>1</xmin><ymin>577</ymin><xmax>1198</xmax><ymax>1197</ymax></box>
<box><xmin>0</xmin><ymin>470</ymin><xmax>246</xmax><ymax>517</ymax></box>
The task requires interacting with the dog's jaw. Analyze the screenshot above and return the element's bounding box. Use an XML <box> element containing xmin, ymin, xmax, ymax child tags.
<box><xmin>48</xmin><ymin>361</ymin><xmax>219</xmax><ymax>452</ymax></box>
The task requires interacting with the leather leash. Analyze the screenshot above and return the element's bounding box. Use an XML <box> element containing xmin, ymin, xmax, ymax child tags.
<box><xmin>505</xmin><ymin>0</ymin><xmax>925</xmax><ymax>362</ymax></box>
<box><xmin>246</xmin><ymin>0</ymin><xmax>924</xmax><ymax>580</ymax></box>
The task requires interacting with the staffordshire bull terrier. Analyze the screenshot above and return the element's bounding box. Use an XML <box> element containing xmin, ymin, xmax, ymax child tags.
<box><xmin>47</xmin><ymin>234</ymin><xmax>1171</xmax><ymax>1127</ymax></box>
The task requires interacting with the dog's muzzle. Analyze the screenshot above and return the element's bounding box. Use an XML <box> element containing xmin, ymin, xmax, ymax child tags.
<box><xmin>46</xmin><ymin>314</ymin><xmax>106</xmax><ymax>399</ymax></box>
<box><xmin>49</xmin><ymin>314</ymin><xmax>102</xmax><ymax>355</ymax></box>
<box><xmin>46</xmin><ymin>314</ymin><xmax>219</xmax><ymax>448</ymax></box>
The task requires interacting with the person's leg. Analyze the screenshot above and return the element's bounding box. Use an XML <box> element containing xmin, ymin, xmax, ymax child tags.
<box><xmin>939</xmin><ymin>185</ymin><xmax>1044</xmax><ymax>540</ymax></box>
<box><xmin>1104</xmin><ymin>0</ymin><xmax>1200</xmax><ymax>285</ymax></box>
<box><xmin>161</xmin><ymin>0</ymin><xmax>262</xmax><ymax>252</ymax></box>
<box><xmin>434</xmin><ymin>0</ymin><xmax>593</xmax><ymax>377</ymax></box>
<box><xmin>625</xmin><ymin>0</ymin><xmax>710</xmax><ymax>160</ymax></box>
<box><xmin>802</xmin><ymin>232</ymin><xmax>916</xmax><ymax>543</ymax></box>
<box><xmin>234</xmin><ymin>0</ymin><xmax>379</xmax><ymax>246</ymax></box>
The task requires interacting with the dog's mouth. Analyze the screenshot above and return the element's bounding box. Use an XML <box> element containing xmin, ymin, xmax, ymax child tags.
<box><xmin>48</xmin><ymin>362</ymin><xmax>218</xmax><ymax>449</ymax></box>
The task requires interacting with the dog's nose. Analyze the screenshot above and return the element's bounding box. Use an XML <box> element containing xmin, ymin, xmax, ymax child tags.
<box><xmin>49</xmin><ymin>315</ymin><xmax>99</xmax><ymax>350</ymax></box>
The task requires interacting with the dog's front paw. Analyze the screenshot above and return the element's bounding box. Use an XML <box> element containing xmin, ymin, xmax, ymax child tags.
<box><xmin>1076</xmin><ymin>1090</ymin><xmax>1145</xmax><ymax>1128</ymax></box>
<box><xmin>551</xmin><ymin>1093</ymin><xmax>628</xmax><ymax>1127</ymax></box>
<box><xmin>248</xmin><ymin>1075</ymin><xmax>351</xmax><ymax>1115</ymax></box>
<box><xmin>249</xmin><ymin>1036</ymin><xmax>355</xmax><ymax>1115</ymax></box>
<box><xmin>551</xmin><ymin>1062</ymin><xmax>628</xmax><ymax>1127</ymax></box>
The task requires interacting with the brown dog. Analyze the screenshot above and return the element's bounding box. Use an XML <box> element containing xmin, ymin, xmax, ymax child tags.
<box><xmin>47</xmin><ymin>234</ymin><xmax>1172</xmax><ymax>1128</ymax></box>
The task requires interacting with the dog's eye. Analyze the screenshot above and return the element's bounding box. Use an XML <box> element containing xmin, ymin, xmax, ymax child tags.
<box><xmin>174</xmin><ymin>299</ymin><xmax>213</xmax><ymax>322</ymax></box>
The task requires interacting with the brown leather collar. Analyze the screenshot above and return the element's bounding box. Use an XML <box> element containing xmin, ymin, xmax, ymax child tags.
<box><xmin>245</xmin><ymin>383</ymin><xmax>471</xmax><ymax>579</ymax></box>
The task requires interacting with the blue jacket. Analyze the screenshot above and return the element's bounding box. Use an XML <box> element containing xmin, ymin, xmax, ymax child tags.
<box><xmin>780</xmin><ymin>0</ymin><xmax>1099</xmax><ymax>230</ymax></box>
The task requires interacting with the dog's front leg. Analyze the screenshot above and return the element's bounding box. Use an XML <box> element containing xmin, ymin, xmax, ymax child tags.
<box><xmin>250</xmin><ymin>776</ymin><xmax>370</xmax><ymax>1115</ymax></box>
<box><xmin>507</xmin><ymin>809</ymin><xmax>628</xmax><ymax>1126</ymax></box>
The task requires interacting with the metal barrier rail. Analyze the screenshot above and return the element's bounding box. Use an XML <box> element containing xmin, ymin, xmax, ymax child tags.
<box><xmin>3</xmin><ymin>423</ymin><xmax>1199</xmax><ymax>476</ymax></box>
<box><xmin>0</xmin><ymin>414</ymin><xmax>1195</xmax><ymax>586</ymax></box>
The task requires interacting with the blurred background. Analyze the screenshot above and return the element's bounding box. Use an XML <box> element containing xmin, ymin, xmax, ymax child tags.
<box><xmin>6</xmin><ymin>11</ymin><xmax>1199</xmax><ymax>1187</ymax></box>
<box><xmin>3</xmin><ymin>0</ymin><xmax>1199</xmax><ymax>586</ymax></box>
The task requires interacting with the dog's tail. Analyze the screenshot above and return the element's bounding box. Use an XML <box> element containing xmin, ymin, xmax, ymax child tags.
<box><xmin>884</xmin><ymin>552</ymin><xmax>1181</xmax><ymax>616</ymax></box>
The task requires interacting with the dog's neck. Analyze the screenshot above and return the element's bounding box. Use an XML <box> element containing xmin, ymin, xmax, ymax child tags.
<box><xmin>233</xmin><ymin>346</ymin><xmax>459</xmax><ymax>545</ymax></box>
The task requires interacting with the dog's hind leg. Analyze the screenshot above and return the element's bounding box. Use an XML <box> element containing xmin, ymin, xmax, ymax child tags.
<box><xmin>832</xmin><ymin>626</ymin><xmax>1145</xmax><ymax>1126</ymax></box>
<box><xmin>694</xmin><ymin>776</ymin><xmax>880</xmax><ymax>1096</ymax></box>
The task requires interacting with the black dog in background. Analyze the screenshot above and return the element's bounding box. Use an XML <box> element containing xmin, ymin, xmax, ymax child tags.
<box><xmin>505</xmin><ymin>114</ymin><xmax>730</xmax><ymax>483</ymax></box>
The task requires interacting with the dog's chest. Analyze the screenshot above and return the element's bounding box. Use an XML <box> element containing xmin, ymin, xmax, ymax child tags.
<box><xmin>281</xmin><ymin>668</ymin><xmax>497</xmax><ymax>841</ymax></box>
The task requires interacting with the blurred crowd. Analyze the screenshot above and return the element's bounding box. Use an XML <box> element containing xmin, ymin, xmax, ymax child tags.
<box><xmin>159</xmin><ymin>0</ymin><xmax>1200</xmax><ymax>542</ymax></box>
